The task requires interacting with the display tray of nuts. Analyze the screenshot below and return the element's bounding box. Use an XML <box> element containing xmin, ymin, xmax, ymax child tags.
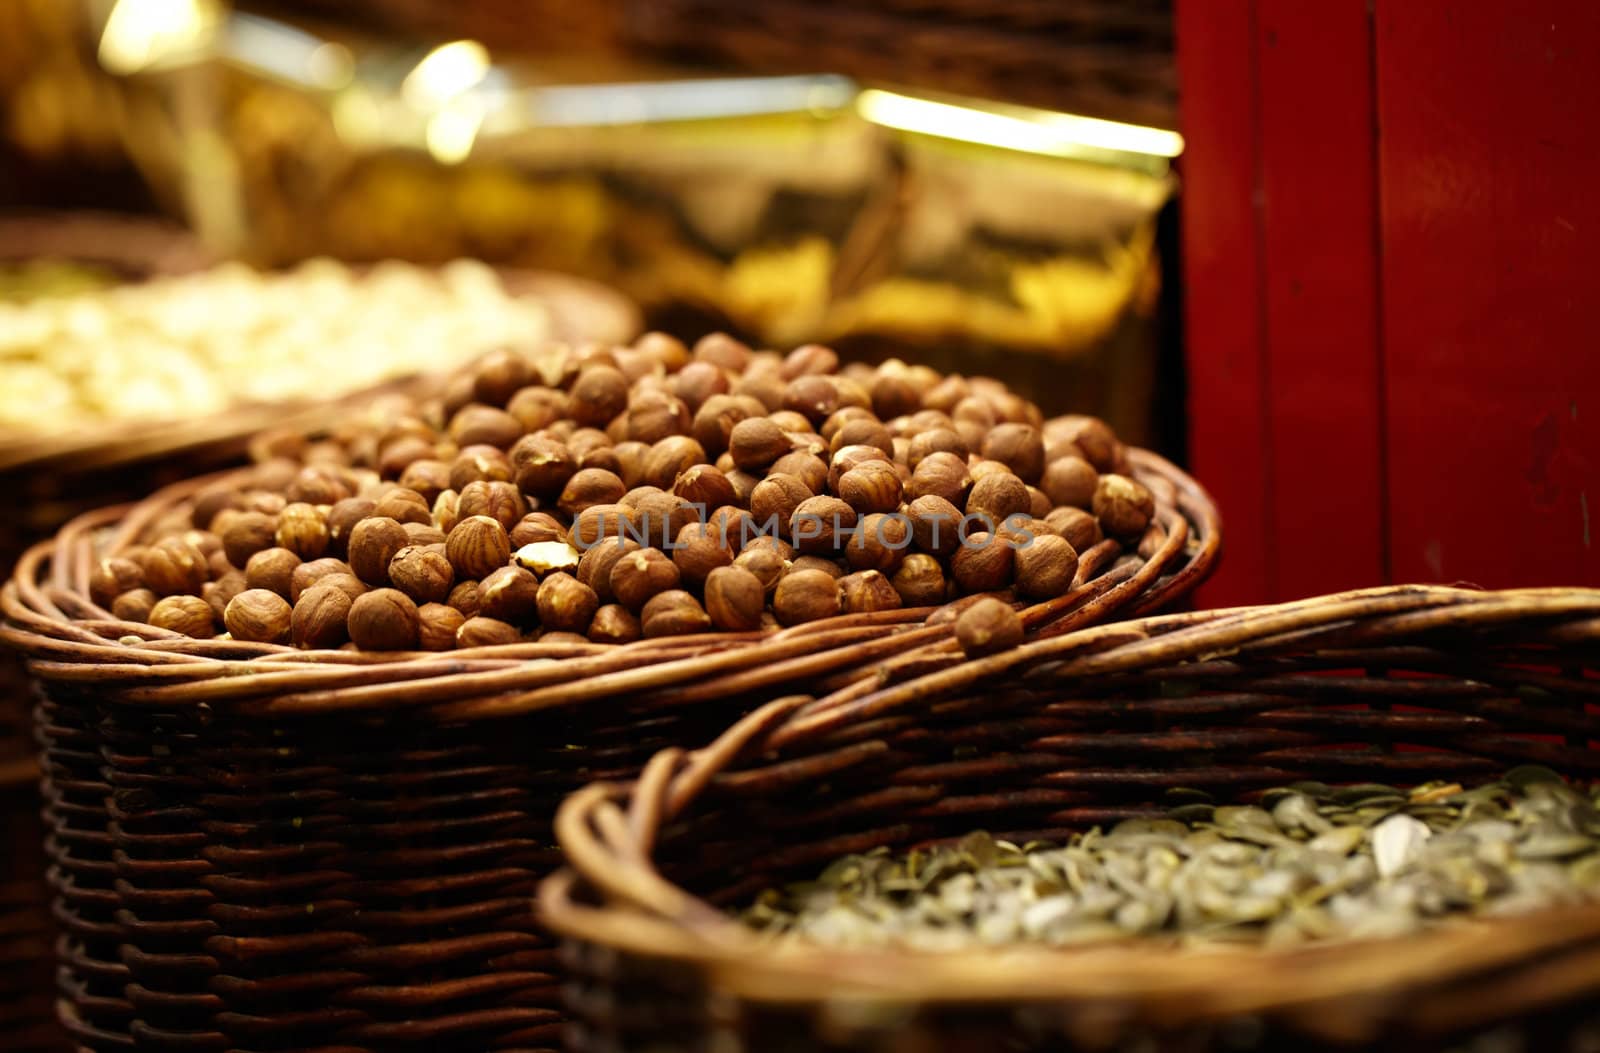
<box><xmin>0</xmin><ymin>255</ymin><xmax>637</xmax><ymax>472</ymax></box>
<box><xmin>32</xmin><ymin>331</ymin><xmax>1216</xmax><ymax>660</ymax></box>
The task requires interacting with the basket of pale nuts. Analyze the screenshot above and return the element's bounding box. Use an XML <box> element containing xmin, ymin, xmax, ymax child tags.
<box><xmin>545</xmin><ymin>584</ymin><xmax>1600</xmax><ymax>1053</ymax></box>
<box><xmin>1</xmin><ymin>332</ymin><xmax>1217</xmax><ymax>1052</ymax></box>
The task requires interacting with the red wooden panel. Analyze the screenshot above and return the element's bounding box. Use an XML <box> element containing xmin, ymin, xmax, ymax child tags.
<box><xmin>1256</xmin><ymin>0</ymin><xmax>1387</xmax><ymax>599</ymax></box>
<box><xmin>1376</xmin><ymin>2</ymin><xmax>1600</xmax><ymax>588</ymax></box>
<box><xmin>1175</xmin><ymin>0</ymin><xmax>1269</xmax><ymax>606</ymax></box>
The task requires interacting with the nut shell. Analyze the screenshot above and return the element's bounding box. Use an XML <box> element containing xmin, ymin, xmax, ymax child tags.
<box><xmin>347</xmin><ymin>588</ymin><xmax>420</xmax><ymax>651</ymax></box>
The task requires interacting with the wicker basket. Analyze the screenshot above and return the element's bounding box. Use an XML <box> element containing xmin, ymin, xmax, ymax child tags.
<box><xmin>0</xmin><ymin>442</ymin><xmax>1216</xmax><ymax>1051</ymax></box>
<box><xmin>545</xmin><ymin>584</ymin><xmax>1600</xmax><ymax>1052</ymax></box>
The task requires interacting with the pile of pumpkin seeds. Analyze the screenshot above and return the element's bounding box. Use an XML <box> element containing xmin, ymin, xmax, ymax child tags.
<box><xmin>740</xmin><ymin>767</ymin><xmax>1600</xmax><ymax>950</ymax></box>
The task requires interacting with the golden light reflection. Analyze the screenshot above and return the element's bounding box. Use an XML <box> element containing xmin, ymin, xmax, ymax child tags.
<box><xmin>401</xmin><ymin>40</ymin><xmax>490</xmax><ymax>111</ymax></box>
<box><xmin>98</xmin><ymin>0</ymin><xmax>222</xmax><ymax>75</ymax></box>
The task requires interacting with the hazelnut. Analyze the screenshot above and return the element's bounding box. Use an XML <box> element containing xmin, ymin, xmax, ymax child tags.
<box><xmin>609</xmin><ymin>548</ymin><xmax>681</xmax><ymax>611</ymax></box>
<box><xmin>292</xmin><ymin>584</ymin><xmax>353</xmax><ymax>649</ymax></box>
<box><xmin>828</xmin><ymin>416</ymin><xmax>895</xmax><ymax>459</ymax></box>
<box><xmin>907</xmin><ymin>428</ymin><xmax>968</xmax><ymax>468</ymax></box>
<box><xmin>891</xmin><ymin>554</ymin><xmax>947</xmax><ymax>607</ymax></box>
<box><xmin>457</xmin><ymin>616</ymin><xmax>522</xmax><ymax>648</ymax></box>
<box><xmin>588</xmin><ymin>604</ymin><xmax>642</xmax><ymax>644</ymax></box>
<box><xmin>449</xmin><ymin>445</ymin><xmax>515</xmax><ymax>491</ymax></box>
<box><xmin>845</xmin><ymin>512</ymin><xmax>911</xmax><ymax>573</ymax></box>
<box><xmin>672</xmin><ymin>360</ymin><xmax>730</xmax><ymax>413</ymax></box>
<box><xmin>567</xmin><ymin>427</ymin><xmax>612</xmax><ymax>462</ymax></box>
<box><xmin>641</xmin><ymin>435</ymin><xmax>707</xmax><ymax>491</ymax></box>
<box><xmin>906</xmin><ymin>495</ymin><xmax>963</xmax><ymax>557</ymax></box>
<box><xmin>448</xmin><ymin>580</ymin><xmax>483</xmax><ymax>619</ymax></box>
<box><xmin>907</xmin><ymin>452</ymin><xmax>972</xmax><ymax>507</ymax></box>
<box><xmin>458</xmin><ymin>481</ymin><xmax>525</xmax><ymax>531</ymax></box>
<box><xmin>790</xmin><ymin>496</ymin><xmax>856</xmax><ymax>554</ymax></box>
<box><xmin>404</xmin><ymin>522</ymin><xmax>447</xmax><ymax>547</ymax></box>
<box><xmin>781</xmin><ymin>343</ymin><xmax>839</xmax><ymax>379</ymax></box>
<box><xmin>373</xmin><ymin>488</ymin><xmax>433</xmax><ymax>526</ymax></box>
<box><xmin>348</xmin><ymin>588</ymin><xmax>420</xmax><ymax>651</ymax></box>
<box><xmin>837</xmin><ymin>461</ymin><xmax>902</xmax><ymax>514</ymax></box>
<box><xmin>628</xmin><ymin>491</ymin><xmax>697</xmax><ymax>548</ymax></box>
<box><xmin>571</xmin><ymin>504</ymin><xmax>628</xmax><ymax>548</ymax></box>
<box><xmin>750</xmin><ymin>474</ymin><xmax>812</xmax><ymax>532</ymax></box>
<box><xmin>472</xmin><ymin>348</ymin><xmax>532</xmax><ymax>405</ymax></box>
<box><xmin>417</xmin><ymin>602</ymin><xmax>465</xmax><ymax>651</ymax></box>
<box><xmin>966</xmin><ymin>474</ymin><xmax>1032</xmax><ymax>529</ymax></box>
<box><xmin>511</xmin><ymin>512</ymin><xmax>569</xmax><ymax>548</ymax></box>
<box><xmin>636</xmin><ymin>331</ymin><xmax>691</xmax><ymax>372</ymax></box>
<box><xmin>955</xmin><ymin>597</ymin><xmax>1024</xmax><ymax>656</ymax></box>
<box><xmin>90</xmin><ymin>557</ymin><xmax>144</xmax><ymax>608</ymax></box>
<box><xmin>112</xmin><ymin>588</ymin><xmax>159</xmax><ymax>623</ymax></box>
<box><xmin>733</xmin><ymin>544</ymin><xmax>788</xmax><ymax>595</ymax></box>
<box><xmin>870</xmin><ymin>371</ymin><xmax>921</xmax><ymax>419</ymax></box>
<box><xmin>982</xmin><ymin>424</ymin><xmax>1046</xmax><ymax>484</ymax></box>
<box><xmin>349</xmin><ymin>517</ymin><xmax>410</xmax><ymax>586</ymax></box>
<box><xmin>191</xmin><ymin>486</ymin><xmax>242</xmax><ymax>531</ymax></box>
<box><xmin>246</xmin><ymin>547</ymin><xmax>302</xmax><ymax>598</ymax></box>
<box><xmin>1041</xmin><ymin>456</ymin><xmax>1099</xmax><ymax>510</ymax></box>
<box><xmin>969</xmin><ymin>459</ymin><xmax>1013</xmax><ymax>482</ymax></box>
<box><xmin>285</xmin><ymin>466</ymin><xmax>351</xmax><ymax>506</ymax></box>
<box><xmin>515</xmin><ymin>540</ymin><xmax>583</xmax><ymax>577</ymax></box>
<box><xmin>692</xmin><ymin>394</ymin><xmax>764</xmax><ymax>455</ymax></box>
<box><xmin>728</xmin><ymin>417</ymin><xmax>790</xmax><ymax>470</ymax></box>
<box><xmin>224</xmin><ymin>589</ymin><xmax>292</xmax><ymax>644</ymax></box>
<box><xmin>327</xmin><ymin>497</ymin><xmax>378</xmax><ymax>556</ymax></box>
<box><xmin>1046</xmin><ymin>506</ymin><xmax>1104</xmax><ymax>552</ymax></box>
<box><xmin>507</xmin><ymin>386</ymin><xmax>571</xmax><ymax>433</ymax></box>
<box><xmin>388</xmin><ymin>545</ymin><xmax>455</xmax><ymax>604</ymax></box>
<box><xmin>1093</xmin><ymin>474</ymin><xmax>1156</xmax><ymax>541</ymax></box>
<box><xmin>558</xmin><ymin>468</ymin><xmax>627</xmax><ymax>517</ymax></box>
<box><xmin>770</xmin><ymin>451</ymin><xmax>829</xmax><ymax>495</ymax></box>
<box><xmin>951</xmin><ymin>533</ymin><xmax>1015</xmax><ymax>593</ymax></box>
<box><xmin>840</xmin><ymin>570</ymin><xmax>902</xmax><ymax>614</ymax></box>
<box><xmin>773</xmin><ymin>568</ymin><xmax>843</xmax><ymax>626</ymax></box>
<box><xmin>826</xmin><ymin>444</ymin><xmax>883</xmax><ymax>492</ymax></box>
<box><xmin>627</xmin><ymin>390</ymin><xmax>692</xmax><ymax>443</ymax></box>
<box><xmin>149</xmin><ymin>594</ymin><xmax>215</xmax><ymax>638</ymax></box>
<box><xmin>143</xmin><ymin>538</ymin><xmax>209</xmax><ymax>597</ymax></box>
<box><xmin>953</xmin><ymin>396</ymin><xmax>996</xmax><ymax>429</ymax></box>
<box><xmin>449</xmin><ymin>404</ymin><xmax>523</xmax><ymax>448</ymax></box>
<box><xmin>694</xmin><ymin>331</ymin><xmax>753</xmax><ymax>372</ymax></box>
<box><xmin>290</xmin><ymin>558</ymin><xmax>360</xmax><ymax>603</ymax></box>
<box><xmin>725</xmin><ymin>468</ymin><xmax>761</xmax><ymax>507</ymax></box>
<box><xmin>576</xmin><ymin>536</ymin><xmax>640</xmax><ymax>603</ymax></box>
<box><xmin>571</xmin><ymin>365</ymin><xmax>630</xmax><ymax>426</ymax></box>
<box><xmin>703</xmin><ymin>565</ymin><xmax>764</xmax><ymax>632</ymax></box>
<box><xmin>446</xmin><ymin>516</ymin><xmax>512</xmax><ymax>579</ymax></box>
<box><xmin>790</xmin><ymin>555</ymin><xmax>845</xmax><ymax>579</ymax></box>
<box><xmin>641</xmin><ymin>590</ymin><xmax>712</xmax><ymax>638</ymax></box>
<box><xmin>510</xmin><ymin>435</ymin><xmax>577</xmax><ymax>499</ymax></box>
<box><xmin>219</xmin><ymin>512</ymin><xmax>277</xmax><ymax>573</ymax></box>
<box><xmin>203</xmin><ymin>571</ymin><xmax>247</xmax><ymax>622</ymax></box>
<box><xmin>397</xmin><ymin>459</ymin><xmax>452</xmax><ymax>502</ymax></box>
<box><xmin>1047</xmin><ymin>415</ymin><xmax>1119</xmax><ymax>471</ymax></box>
<box><xmin>1014</xmin><ymin>534</ymin><xmax>1080</xmax><ymax>599</ymax></box>
<box><xmin>207</xmin><ymin>549</ymin><xmax>234</xmax><ymax>579</ymax></box>
<box><xmin>708</xmin><ymin>505</ymin><xmax>755</xmax><ymax>550</ymax></box>
<box><xmin>672</xmin><ymin>464</ymin><xmax>736</xmax><ymax>512</ymax></box>
<box><xmin>380</xmin><ymin>435</ymin><xmax>437</xmax><ymax>478</ymax></box>
<box><xmin>480</xmin><ymin>565</ymin><xmax>541</xmax><ymax>622</ymax></box>
<box><xmin>1028</xmin><ymin>486</ymin><xmax>1052</xmax><ymax>520</ymax></box>
<box><xmin>734</xmin><ymin>371</ymin><xmax>787</xmax><ymax>411</ymax></box>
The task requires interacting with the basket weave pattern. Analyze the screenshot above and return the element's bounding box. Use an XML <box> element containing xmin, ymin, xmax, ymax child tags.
<box><xmin>546</xmin><ymin>585</ymin><xmax>1600</xmax><ymax>1052</ymax></box>
<box><xmin>3</xmin><ymin>447</ymin><xmax>1215</xmax><ymax>1050</ymax></box>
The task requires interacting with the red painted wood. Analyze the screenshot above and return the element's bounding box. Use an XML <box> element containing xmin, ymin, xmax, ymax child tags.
<box><xmin>1255</xmin><ymin>0</ymin><xmax>1387</xmax><ymax>600</ymax></box>
<box><xmin>1376</xmin><ymin>2</ymin><xmax>1600</xmax><ymax>588</ymax></box>
<box><xmin>1175</xmin><ymin>0</ymin><xmax>1270</xmax><ymax>606</ymax></box>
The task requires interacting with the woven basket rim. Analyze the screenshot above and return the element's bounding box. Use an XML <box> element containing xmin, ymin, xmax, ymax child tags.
<box><xmin>540</xmin><ymin>583</ymin><xmax>1600</xmax><ymax>1035</ymax></box>
<box><xmin>1</xmin><ymin>449</ymin><xmax>1219</xmax><ymax>722</ymax></box>
<box><xmin>0</xmin><ymin>265</ymin><xmax>639</xmax><ymax>473</ymax></box>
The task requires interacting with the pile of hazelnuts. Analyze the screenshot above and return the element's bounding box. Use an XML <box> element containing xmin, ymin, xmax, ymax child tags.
<box><xmin>88</xmin><ymin>334</ymin><xmax>1162</xmax><ymax>652</ymax></box>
